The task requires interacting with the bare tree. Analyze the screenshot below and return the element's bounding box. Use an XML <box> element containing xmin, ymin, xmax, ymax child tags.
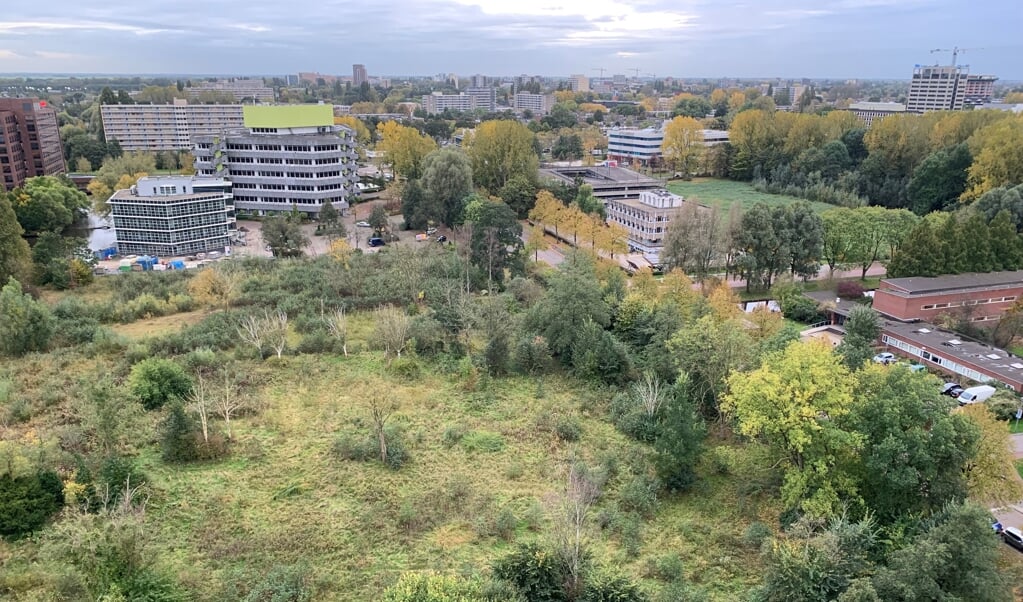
<box><xmin>265</xmin><ymin>310</ymin><xmax>289</xmax><ymax>358</ymax></box>
<box><xmin>188</xmin><ymin>373</ymin><xmax>213</xmax><ymax>444</ymax></box>
<box><xmin>368</xmin><ymin>396</ymin><xmax>399</xmax><ymax>464</ymax></box>
<box><xmin>549</xmin><ymin>463</ymin><xmax>604</xmax><ymax>597</ymax></box>
<box><xmin>215</xmin><ymin>367</ymin><xmax>246</xmax><ymax>439</ymax></box>
<box><xmin>325</xmin><ymin>306</ymin><xmax>349</xmax><ymax>357</ymax></box>
<box><xmin>237</xmin><ymin>314</ymin><xmax>266</xmax><ymax>356</ymax></box>
<box><xmin>633</xmin><ymin>371</ymin><xmax>667</xmax><ymax>417</ymax></box>
<box><xmin>662</xmin><ymin>203</ymin><xmax>723</xmax><ymax>282</ymax></box>
<box><xmin>375</xmin><ymin>305</ymin><xmax>410</xmax><ymax>360</ymax></box>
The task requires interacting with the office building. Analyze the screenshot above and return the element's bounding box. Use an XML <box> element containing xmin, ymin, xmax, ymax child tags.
<box><xmin>465</xmin><ymin>87</ymin><xmax>496</xmax><ymax>112</ymax></box>
<box><xmin>101</xmin><ymin>99</ymin><xmax>245</xmax><ymax>152</ymax></box>
<box><xmin>607</xmin><ymin>126</ymin><xmax>665</xmax><ymax>165</ymax></box>
<box><xmin>540</xmin><ymin>165</ymin><xmax>662</xmax><ymax>203</ymax></box>
<box><xmin>605</xmin><ymin>188</ymin><xmax>688</xmax><ymax>254</ymax></box>
<box><xmin>108</xmin><ymin>175</ymin><xmax>234</xmax><ymax>257</ymax></box>
<box><xmin>187</xmin><ymin>78</ymin><xmax>274</xmax><ymax>103</ymax></box>
<box><xmin>422</xmin><ymin>92</ymin><xmax>476</xmax><ymax>114</ymax></box>
<box><xmin>872</xmin><ymin>270</ymin><xmax>1023</xmax><ymax>324</ymax></box>
<box><xmin>0</xmin><ymin>98</ymin><xmax>66</xmax><ymax>191</ymax></box>
<box><xmin>513</xmin><ymin>93</ymin><xmax>554</xmax><ymax>115</ymax></box>
<box><xmin>963</xmin><ymin>75</ymin><xmax>997</xmax><ymax>107</ymax></box>
<box><xmin>470</xmin><ymin>74</ymin><xmax>488</xmax><ymax>88</ymax></box>
<box><xmin>847</xmin><ymin>101</ymin><xmax>907</xmax><ymax>127</ymax></box>
<box><xmin>907</xmin><ymin>65</ymin><xmax>967</xmax><ymax>112</ymax></box>
<box><xmin>569</xmin><ymin>74</ymin><xmax>589</xmax><ymax>92</ymax></box>
<box><xmin>979</xmin><ymin>103</ymin><xmax>1023</xmax><ymax>114</ymax></box>
<box><xmin>353</xmin><ymin>64</ymin><xmax>368</xmax><ymax>87</ymax></box>
<box><xmin>192</xmin><ymin>105</ymin><xmax>358</xmax><ymax>217</ymax></box>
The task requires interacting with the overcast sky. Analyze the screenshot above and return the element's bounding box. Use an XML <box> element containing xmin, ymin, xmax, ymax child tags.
<box><xmin>0</xmin><ymin>0</ymin><xmax>1020</xmax><ymax>80</ymax></box>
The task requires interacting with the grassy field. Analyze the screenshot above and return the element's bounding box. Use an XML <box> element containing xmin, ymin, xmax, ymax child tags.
<box><xmin>667</xmin><ymin>178</ymin><xmax>835</xmax><ymax>214</ymax></box>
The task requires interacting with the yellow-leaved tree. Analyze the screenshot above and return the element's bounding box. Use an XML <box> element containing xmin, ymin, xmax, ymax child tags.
<box><xmin>661</xmin><ymin>116</ymin><xmax>704</xmax><ymax>177</ymax></box>
<box><xmin>376</xmin><ymin>121</ymin><xmax>436</xmax><ymax>180</ymax></box>
<box><xmin>964</xmin><ymin>116</ymin><xmax>1023</xmax><ymax>201</ymax></box>
<box><xmin>956</xmin><ymin>403</ymin><xmax>1023</xmax><ymax>504</ymax></box>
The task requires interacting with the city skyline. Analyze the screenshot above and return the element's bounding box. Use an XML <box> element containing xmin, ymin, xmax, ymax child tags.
<box><xmin>0</xmin><ymin>0</ymin><xmax>1021</xmax><ymax>80</ymax></box>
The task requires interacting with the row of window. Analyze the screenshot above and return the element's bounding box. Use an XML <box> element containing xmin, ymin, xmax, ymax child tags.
<box><xmin>117</xmin><ymin>225</ymin><xmax>228</xmax><ymax>244</ymax></box>
<box><xmin>880</xmin><ymin>334</ymin><xmax>990</xmax><ymax>383</ymax></box>
<box><xmin>921</xmin><ymin>296</ymin><xmax>1016</xmax><ymax>310</ymax></box>
<box><xmin>233</xmin><ymin>196</ymin><xmax>346</xmax><ymax>205</ymax></box>
<box><xmin>118</xmin><ymin>237</ymin><xmax>229</xmax><ymax>257</ymax></box>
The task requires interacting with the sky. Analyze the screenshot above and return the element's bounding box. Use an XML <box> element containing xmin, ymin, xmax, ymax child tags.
<box><xmin>0</xmin><ymin>0</ymin><xmax>1021</xmax><ymax>80</ymax></box>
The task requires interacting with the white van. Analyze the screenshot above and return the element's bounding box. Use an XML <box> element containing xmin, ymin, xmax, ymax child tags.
<box><xmin>957</xmin><ymin>385</ymin><xmax>997</xmax><ymax>405</ymax></box>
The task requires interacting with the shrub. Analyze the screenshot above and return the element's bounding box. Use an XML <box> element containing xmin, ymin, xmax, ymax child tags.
<box><xmin>836</xmin><ymin>280</ymin><xmax>866</xmax><ymax>300</ymax></box>
<box><xmin>295</xmin><ymin>330</ymin><xmax>336</xmax><ymax>354</ymax></box>
<box><xmin>161</xmin><ymin>401</ymin><xmax>199</xmax><ymax>463</ymax></box>
<box><xmin>334</xmin><ymin>427</ymin><xmax>409</xmax><ymax>470</ymax></box>
<box><xmin>986</xmin><ymin>391</ymin><xmax>1020</xmax><ymax>421</ymax></box>
<box><xmin>97</xmin><ymin>456</ymin><xmax>147</xmax><ymax>503</ymax></box>
<box><xmin>743</xmin><ymin>521</ymin><xmax>773</xmax><ymax>549</ymax></box>
<box><xmin>388</xmin><ymin>356</ymin><xmax>423</xmax><ymax>381</ymax></box>
<box><xmin>618</xmin><ymin>473</ymin><xmax>659</xmax><ymax>518</ymax></box>
<box><xmin>461</xmin><ymin>431</ymin><xmax>505</xmax><ymax>453</ymax></box>
<box><xmin>382</xmin><ymin>572</ymin><xmax>484</xmax><ymax>602</ymax></box>
<box><xmin>243</xmin><ymin>564</ymin><xmax>312</xmax><ymax>602</ymax></box>
<box><xmin>128</xmin><ymin>358</ymin><xmax>193</xmax><ymax>410</ymax></box>
<box><xmin>550</xmin><ymin>415</ymin><xmax>580</xmax><ymax>441</ymax></box>
<box><xmin>0</xmin><ymin>470</ymin><xmax>64</xmax><ymax>539</ymax></box>
<box><xmin>609</xmin><ymin>393</ymin><xmax>659</xmax><ymax>443</ymax></box>
<box><xmin>493</xmin><ymin>542</ymin><xmax>570</xmax><ymax>602</ymax></box>
<box><xmin>645</xmin><ymin>553</ymin><xmax>684</xmax><ymax>583</ymax></box>
<box><xmin>495</xmin><ymin>506</ymin><xmax>518</xmax><ymax>541</ymax></box>
<box><xmin>779</xmin><ymin>295</ymin><xmax>825</xmax><ymax>324</ymax></box>
<box><xmin>579</xmin><ymin>571</ymin><xmax>648</xmax><ymax>602</ymax></box>
<box><xmin>484</xmin><ymin>334</ymin><xmax>511</xmax><ymax>375</ymax></box>
<box><xmin>442</xmin><ymin>424</ymin><xmax>468</xmax><ymax>448</ymax></box>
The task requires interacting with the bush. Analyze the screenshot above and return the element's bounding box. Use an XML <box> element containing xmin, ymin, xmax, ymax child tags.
<box><xmin>161</xmin><ymin>401</ymin><xmax>199</xmax><ymax>463</ymax></box>
<box><xmin>97</xmin><ymin>456</ymin><xmax>147</xmax><ymax>503</ymax></box>
<box><xmin>382</xmin><ymin>572</ymin><xmax>485</xmax><ymax>602</ymax></box>
<box><xmin>779</xmin><ymin>295</ymin><xmax>825</xmax><ymax>324</ymax></box>
<box><xmin>609</xmin><ymin>393</ymin><xmax>658</xmax><ymax>443</ymax></box>
<box><xmin>334</xmin><ymin>426</ymin><xmax>409</xmax><ymax>470</ymax></box>
<box><xmin>618</xmin><ymin>473</ymin><xmax>659</xmax><ymax>518</ymax></box>
<box><xmin>743</xmin><ymin>521</ymin><xmax>773</xmax><ymax>549</ymax></box>
<box><xmin>555</xmin><ymin>416</ymin><xmax>583</xmax><ymax>442</ymax></box>
<box><xmin>388</xmin><ymin>356</ymin><xmax>423</xmax><ymax>381</ymax></box>
<box><xmin>493</xmin><ymin>542</ymin><xmax>570</xmax><ymax>602</ymax></box>
<box><xmin>645</xmin><ymin>553</ymin><xmax>684</xmax><ymax>583</ymax></box>
<box><xmin>986</xmin><ymin>391</ymin><xmax>1020</xmax><ymax>421</ymax></box>
<box><xmin>243</xmin><ymin>564</ymin><xmax>312</xmax><ymax>602</ymax></box>
<box><xmin>461</xmin><ymin>431</ymin><xmax>505</xmax><ymax>453</ymax></box>
<box><xmin>579</xmin><ymin>571</ymin><xmax>648</xmax><ymax>602</ymax></box>
<box><xmin>128</xmin><ymin>358</ymin><xmax>193</xmax><ymax>410</ymax></box>
<box><xmin>442</xmin><ymin>424</ymin><xmax>468</xmax><ymax>448</ymax></box>
<box><xmin>836</xmin><ymin>280</ymin><xmax>866</xmax><ymax>300</ymax></box>
<box><xmin>495</xmin><ymin>506</ymin><xmax>518</xmax><ymax>541</ymax></box>
<box><xmin>0</xmin><ymin>470</ymin><xmax>64</xmax><ymax>539</ymax></box>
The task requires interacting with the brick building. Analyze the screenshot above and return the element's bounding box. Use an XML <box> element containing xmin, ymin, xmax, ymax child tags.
<box><xmin>0</xmin><ymin>98</ymin><xmax>66</xmax><ymax>191</ymax></box>
<box><xmin>872</xmin><ymin>270</ymin><xmax>1023</xmax><ymax>324</ymax></box>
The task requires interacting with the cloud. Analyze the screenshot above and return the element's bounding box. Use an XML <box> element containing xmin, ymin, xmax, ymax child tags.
<box><xmin>33</xmin><ymin>51</ymin><xmax>77</xmax><ymax>60</ymax></box>
<box><xmin>0</xmin><ymin>49</ymin><xmax>21</xmax><ymax>59</ymax></box>
<box><xmin>0</xmin><ymin>20</ymin><xmax>172</xmax><ymax>36</ymax></box>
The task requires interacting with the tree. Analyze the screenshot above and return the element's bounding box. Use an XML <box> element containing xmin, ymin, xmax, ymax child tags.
<box><xmin>318</xmin><ymin>199</ymin><xmax>346</xmax><ymax>241</ymax></box>
<box><xmin>187</xmin><ymin>266</ymin><xmax>240</xmax><ymax>308</ymax></box>
<box><xmin>0</xmin><ymin>277</ymin><xmax>54</xmax><ymax>356</ymax></box>
<box><xmin>214</xmin><ymin>367</ymin><xmax>245</xmax><ymax>440</ymax></box>
<box><xmin>466</xmin><ymin>120</ymin><xmax>539</xmax><ymax>192</ymax></box>
<box><xmin>368</xmin><ymin>205</ymin><xmax>390</xmax><ymax>234</ymax></box>
<box><xmin>886</xmin><ymin>219</ymin><xmax>944</xmax><ymax>278</ymax></box>
<box><xmin>333</xmin><ymin>115</ymin><xmax>371</xmax><ymax>146</ymax></box>
<box><xmin>498</xmin><ymin>174</ymin><xmax>539</xmax><ymax>218</ymax></box>
<box><xmin>551</xmin><ymin>134</ymin><xmax>583</xmax><ymax>160</ymax></box>
<box><xmin>264</xmin><ymin>310</ymin><xmax>289</xmax><ymax>358</ymax></box>
<box><xmin>470</xmin><ymin>200</ymin><xmax>523</xmax><ymax>287</ymax></box>
<box><xmin>529</xmin><ymin>190</ymin><xmax>565</xmax><ymax>237</ymax></box>
<box><xmin>907</xmin><ymin>143</ymin><xmax>972</xmax><ymax>215</ymax></box>
<box><xmin>661</xmin><ymin>116</ymin><xmax>705</xmax><ymax>177</ymax></box>
<box><xmin>161</xmin><ymin>401</ymin><xmax>199</xmax><ymax>463</ymax></box>
<box><xmin>0</xmin><ymin>470</ymin><xmax>64</xmax><ymax>540</ymax></box>
<box><xmin>964</xmin><ymin>116</ymin><xmax>1023</xmax><ymax>201</ymax></box>
<box><xmin>375</xmin><ymin>305</ymin><xmax>411</xmax><ymax>359</ymax></box>
<box><xmin>729</xmin><ymin>109</ymin><xmax>779</xmax><ymax>181</ymax></box>
<box><xmin>672</xmin><ymin>96</ymin><xmax>712</xmax><ymax>119</ymax></box>
<box><xmin>262</xmin><ymin>214</ymin><xmax>309</xmax><ymax>257</ymax></box>
<box><xmin>956</xmin><ymin>404</ymin><xmax>1023</xmax><ymax>504</ymax></box>
<box><xmin>524</xmin><ymin>223</ymin><xmax>550</xmax><ymax>262</ymax></box>
<box><xmin>974</xmin><ymin>184</ymin><xmax>1023</xmax><ymax>231</ymax></box>
<box><xmin>734</xmin><ymin>203</ymin><xmax>788</xmax><ymax>291</ymax></box>
<box><xmin>821</xmin><ymin>208</ymin><xmax>854</xmax><ymax>276</ymax></box>
<box><xmin>187</xmin><ymin>373</ymin><xmax>214</xmax><ymax>445</ymax></box>
<box><xmin>661</xmin><ymin>203</ymin><xmax>722</xmax><ymax>280</ymax></box>
<box><xmin>845</xmin><ymin>207</ymin><xmax>889</xmax><ymax>280</ymax></box>
<box><xmin>30</xmin><ymin>232</ymin><xmax>92</xmax><ymax>289</ymax></box>
<box><xmin>325</xmin><ymin>306</ymin><xmax>350</xmax><ymax>357</ymax></box>
<box><xmin>0</xmin><ymin>195</ymin><xmax>31</xmax><ymax>285</ymax></box>
<box><xmin>420</xmin><ymin>148</ymin><xmax>473</xmax><ymax>227</ymax></box>
<box><xmin>376</xmin><ymin>121</ymin><xmax>437</xmax><ymax>180</ymax></box>
<box><xmin>525</xmin><ymin>255</ymin><xmax>610</xmax><ymax>359</ymax></box>
<box><xmin>87</xmin><ymin>152</ymin><xmax>156</xmax><ymax>214</ymax></box>
<box><xmin>368</xmin><ymin>396</ymin><xmax>399</xmax><ymax>465</ymax></box>
<box><xmin>128</xmin><ymin>358</ymin><xmax>193</xmax><ymax>410</ymax></box>
<box><xmin>722</xmin><ymin>341</ymin><xmax>861</xmax><ymax>518</ymax></box>
<box><xmin>400</xmin><ymin>179</ymin><xmax>436</xmax><ymax>231</ymax></box>
<box><xmin>836</xmin><ymin>306</ymin><xmax>880</xmax><ymax>370</ymax></box>
<box><xmin>552</xmin><ymin>463</ymin><xmax>604</xmax><ymax>598</ymax></box>
<box><xmin>7</xmin><ymin>175</ymin><xmax>89</xmax><ymax>234</ymax></box>
<box><xmin>654</xmin><ymin>375</ymin><xmax>707</xmax><ymax>491</ymax></box>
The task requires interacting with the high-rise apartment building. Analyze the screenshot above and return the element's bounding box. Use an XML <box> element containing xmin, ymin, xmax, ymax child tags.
<box><xmin>0</xmin><ymin>98</ymin><xmax>66</xmax><ymax>191</ymax></box>
<box><xmin>569</xmin><ymin>74</ymin><xmax>589</xmax><ymax>92</ymax></box>
<box><xmin>470</xmin><ymin>74</ymin><xmax>488</xmax><ymax>88</ymax></box>
<box><xmin>353</xmin><ymin>64</ymin><xmax>368</xmax><ymax>87</ymax></box>
<box><xmin>907</xmin><ymin>65</ymin><xmax>967</xmax><ymax>112</ymax></box>
<box><xmin>193</xmin><ymin>105</ymin><xmax>358</xmax><ymax>217</ymax></box>
<box><xmin>186</xmin><ymin>78</ymin><xmax>274</xmax><ymax>103</ymax></box>
<box><xmin>101</xmin><ymin>99</ymin><xmax>245</xmax><ymax>152</ymax></box>
<box><xmin>605</xmin><ymin>189</ymin><xmax>688</xmax><ymax>254</ymax></box>
<box><xmin>109</xmin><ymin>175</ymin><xmax>235</xmax><ymax>256</ymax></box>
<box><xmin>422</xmin><ymin>92</ymin><xmax>476</xmax><ymax>115</ymax></box>
<box><xmin>513</xmin><ymin>93</ymin><xmax>554</xmax><ymax>115</ymax></box>
<box><xmin>465</xmin><ymin>87</ymin><xmax>496</xmax><ymax>112</ymax></box>
<box><xmin>963</xmin><ymin>75</ymin><xmax>997</xmax><ymax>107</ymax></box>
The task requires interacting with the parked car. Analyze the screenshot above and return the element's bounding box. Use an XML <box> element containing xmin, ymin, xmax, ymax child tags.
<box><xmin>436</xmin><ymin>235</ymin><xmax>447</xmax><ymax>243</ymax></box>
<box><xmin>368</xmin><ymin>237</ymin><xmax>386</xmax><ymax>247</ymax></box>
<box><xmin>957</xmin><ymin>385</ymin><xmax>997</xmax><ymax>405</ymax></box>
<box><xmin>1004</xmin><ymin>527</ymin><xmax>1023</xmax><ymax>552</ymax></box>
<box><xmin>426</xmin><ymin>227</ymin><xmax>438</xmax><ymax>235</ymax></box>
<box><xmin>872</xmin><ymin>352</ymin><xmax>896</xmax><ymax>365</ymax></box>
<box><xmin>940</xmin><ymin>382</ymin><xmax>964</xmax><ymax>398</ymax></box>
<box><xmin>356</xmin><ymin>221</ymin><xmax>371</xmax><ymax>228</ymax></box>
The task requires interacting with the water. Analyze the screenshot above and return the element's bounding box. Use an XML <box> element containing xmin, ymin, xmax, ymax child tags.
<box><xmin>68</xmin><ymin>211</ymin><xmax>116</xmax><ymax>251</ymax></box>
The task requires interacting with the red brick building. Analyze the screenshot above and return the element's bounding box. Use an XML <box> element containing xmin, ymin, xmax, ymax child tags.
<box><xmin>0</xmin><ymin>98</ymin><xmax>66</xmax><ymax>192</ymax></box>
<box><xmin>872</xmin><ymin>271</ymin><xmax>1023</xmax><ymax>324</ymax></box>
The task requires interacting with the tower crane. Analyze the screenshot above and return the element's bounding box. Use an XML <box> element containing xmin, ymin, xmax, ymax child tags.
<box><xmin>592</xmin><ymin>67</ymin><xmax>607</xmax><ymax>78</ymax></box>
<box><xmin>929</xmin><ymin>46</ymin><xmax>983</xmax><ymax>66</ymax></box>
<box><xmin>628</xmin><ymin>68</ymin><xmax>641</xmax><ymax>78</ymax></box>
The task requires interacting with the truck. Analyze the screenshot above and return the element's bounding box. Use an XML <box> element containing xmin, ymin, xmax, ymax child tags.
<box><xmin>957</xmin><ymin>385</ymin><xmax>997</xmax><ymax>405</ymax></box>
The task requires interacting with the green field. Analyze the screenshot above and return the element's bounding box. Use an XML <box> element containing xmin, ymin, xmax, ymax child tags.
<box><xmin>666</xmin><ymin>178</ymin><xmax>834</xmax><ymax>214</ymax></box>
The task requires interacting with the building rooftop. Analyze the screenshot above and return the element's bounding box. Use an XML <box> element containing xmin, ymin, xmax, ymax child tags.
<box><xmin>849</xmin><ymin>101</ymin><xmax>907</xmax><ymax>112</ymax></box>
<box><xmin>881</xmin><ymin>320</ymin><xmax>1023</xmax><ymax>385</ymax></box>
<box><xmin>540</xmin><ymin>165</ymin><xmax>663</xmax><ymax>188</ymax></box>
<box><xmin>881</xmin><ymin>270</ymin><xmax>1023</xmax><ymax>295</ymax></box>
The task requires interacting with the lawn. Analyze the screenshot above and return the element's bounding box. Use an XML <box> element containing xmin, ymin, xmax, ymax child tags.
<box><xmin>667</xmin><ymin>178</ymin><xmax>835</xmax><ymax>214</ymax></box>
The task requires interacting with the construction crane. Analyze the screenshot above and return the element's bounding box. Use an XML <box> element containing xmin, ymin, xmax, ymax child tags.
<box><xmin>628</xmin><ymin>68</ymin><xmax>641</xmax><ymax>78</ymax></box>
<box><xmin>929</xmin><ymin>46</ymin><xmax>982</xmax><ymax>66</ymax></box>
<box><xmin>592</xmin><ymin>67</ymin><xmax>607</xmax><ymax>78</ymax></box>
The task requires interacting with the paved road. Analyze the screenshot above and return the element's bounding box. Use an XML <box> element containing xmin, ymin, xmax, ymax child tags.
<box><xmin>1013</xmin><ymin>433</ymin><xmax>1023</xmax><ymax>459</ymax></box>
<box><xmin>520</xmin><ymin>226</ymin><xmax>566</xmax><ymax>267</ymax></box>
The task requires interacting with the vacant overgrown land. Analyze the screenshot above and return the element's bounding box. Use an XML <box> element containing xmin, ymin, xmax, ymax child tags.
<box><xmin>667</xmin><ymin>178</ymin><xmax>834</xmax><ymax>213</ymax></box>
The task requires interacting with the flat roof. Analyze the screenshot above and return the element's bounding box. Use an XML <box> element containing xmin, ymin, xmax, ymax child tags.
<box><xmin>881</xmin><ymin>270</ymin><xmax>1023</xmax><ymax>295</ymax></box>
<box><xmin>849</xmin><ymin>102</ymin><xmax>907</xmax><ymax>112</ymax></box>
<box><xmin>242</xmin><ymin>104</ymin><xmax>333</xmax><ymax>128</ymax></box>
<box><xmin>540</xmin><ymin>166</ymin><xmax>662</xmax><ymax>188</ymax></box>
<box><xmin>881</xmin><ymin>320</ymin><xmax>1023</xmax><ymax>385</ymax></box>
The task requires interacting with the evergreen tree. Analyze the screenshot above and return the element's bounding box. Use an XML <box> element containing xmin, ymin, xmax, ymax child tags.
<box><xmin>836</xmin><ymin>306</ymin><xmax>881</xmax><ymax>370</ymax></box>
<box><xmin>887</xmin><ymin>221</ymin><xmax>942</xmax><ymax>278</ymax></box>
<box><xmin>0</xmin><ymin>277</ymin><xmax>54</xmax><ymax>356</ymax></box>
<box><xmin>161</xmin><ymin>401</ymin><xmax>199</xmax><ymax>463</ymax></box>
<box><xmin>653</xmin><ymin>377</ymin><xmax>707</xmax><ymax>491</ymax></box>
<box><xmin>987</xmin><ymin>210</ymin><xmax>1023</xmax><ymax>271</ymax></box>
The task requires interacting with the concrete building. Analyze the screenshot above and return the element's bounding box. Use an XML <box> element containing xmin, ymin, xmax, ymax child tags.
<box><xmin>879</xmin><ymin>321</ymin><xmax>1023</xmax><ymax>391</ymax></box>
<box><xmin>539</xmin><ymin>165</ymin><xmax>663</xmax><ymax>203</ymax></box>
<box><xmin>465</xmin><ymin>87</ymin><xmax>496</xmax><ymax>112</ymax></box>
<box><xmin>108</xmin><ymin>175</ymin><xmax>234</xmax><ymax>257</ymax></box>
<box><xmin>848</xmin><ymin>101</ymin><xmax>907</xmax><ymax>127</ymax></box>
<box><xmin>513</xmin><ymin>93</ymin><xmax>554</xmax><ymax>115</ymax></box>
<box><xmin>605</xmin><ymin>188</ymin><xmax>688</xmax><ymax>254</ymax></box>
<box><xmin>963</xmin><ymin>74</ymin><xmax>997</xmax><ymax>106</ymax></box>
<box><xmin>872</xmin><ymin>270</ymin><xmax>1023</xmax><ymax>324</ymax></box>
<box><xmin>607</xmin><ymin>126</ymin><xmax>666</xmax><ymax>165</ymax></box>
<box><xmin>0</xmin><ymin>98</ymin><xmax>66</xmax><ymax>191</ymax></box>
<box><xmin>470</xmin><ymin>74</ymin><xmax>488</xmax><ymax>88</ymax></box>
<box><xmin>907</xmin><ymin>65</ymin><xmax>967</xmax><ymax>112</ymax></box>
<box><xmin>192</xmin><ymin>105</ymin><xmax>358</xmax><ymax>217</ymax></box>
<box><xmin>353</xmin><ymin>64</ymin><xmax>368</xmax><ymax>87</ymax></box>
<box><xmin>101</xmin><ymin>99</ymin><xmax>245</xmax><ymax>152</ymax></box>
<box><xmin>423</xmin><ymin>92</ymin><xmax>476</xmax><ymax>114</ymax></box>
<box><xmin>569</xmin><ymin>74</ymin><xmax>589</xmax><ymax>92</ymax></box>
<box><xmin>187</xmin><ymin>78</ymin><xmax>274</xmax><ymax>103</ymax></box>
<box><xmin>299</xmin><ymin>72</ymin><xmax>340</xmax><ymax>85</ymax></box>
<box><xmin>979</xmin><ymin>103</ymin><xmax>1023</xmax><ymax>114</ymax></box>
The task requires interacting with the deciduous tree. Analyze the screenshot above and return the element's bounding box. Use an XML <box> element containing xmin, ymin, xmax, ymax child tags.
<box><xmin>466</xmin><ymin>120</ymin><xmax>539</xmax><ymax>192</ymax></box>
<box><xmin>420</xmin><ymin>148</ymin><xmax>473</xmax><ymax>227</ymax></box>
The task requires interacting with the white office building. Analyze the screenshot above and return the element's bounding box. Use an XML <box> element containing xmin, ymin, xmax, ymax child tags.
<box><xmin>907</xmin><ymin>65</ymin><xmax>967</xmax><ymax>112</ymax></box>
<box><xmin>101</xmin><ymin>99</ymin><xmax>245</xmax><ymax>151</ymax></box>
<box><xmin>423</xmin><ymin>92</ymin><xmax>476</xmax><ymax>115</ymax></box>
<box><xmin>848</xmin><ymin>101</ymin><xmax>907</xmax><ymax>127</ymax></box>
<box><xmin>605</xmin><ymin>189</ymin><xmax>687</xmax><ymax>254</ymax></box>
<box><xmin>513</xmin><ymin>93</ymin><xmax>554</xmax><ymax>115</ymax></box>
<box><xmin>187</xmin><ymin>78</ymin><xmax>274</xmax><ymax>103</ymax></box>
